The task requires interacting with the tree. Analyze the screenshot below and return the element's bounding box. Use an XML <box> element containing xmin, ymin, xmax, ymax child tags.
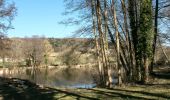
<box><xmin>128</xmin><ymin>0</ymin><xmax>154</xmax><ymax>83</ymax></box>
<box><xmin>43</xmin><ymin>39</ymin><xmax>54</xmax><ymax>66</ymax></box>
<box><xmin>22</xmin><ymin>36</ymin><xmax>53</xmax><ymax>67</ymax></box>
<box><xmin>0</xmin><ymin>0</ymin><xmax>16</xmax><ymax>66</ymax></box>
<box><xmin>0</xmin><ymin>0</ymin><xmax>16</xmax><ymax>33</ymax></box>
<box><xmin>151</xmin><ymin>0</ymin><xmax>159</xmax><ymax>74</ymax></box>
<box><xmin>111</xmin><ymin>0</ymin><xmax>122</xmax><ymax>86</ymax></box>
<box><xmin>0</xmin><ymin>36</ymin><xmax>11</xmax><ymax>65</ymax></box>
<box><xmin>63</xmin><ymin>0</ymin><xmax>155</xmax><ymax>86</ymax></box>
<box><xmin>10</xmin><ymin>38</ymin><xmax>24</xmax><ymax>61</ymax></box>
<box><xmin>140</xmin><ymin>0</ymin><xmax>153</xmax><ymax>83</ymax></box>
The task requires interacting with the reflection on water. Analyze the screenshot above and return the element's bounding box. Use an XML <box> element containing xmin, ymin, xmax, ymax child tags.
<box><xmin>0</xmin><ymin>67</ymin><xmax>97</xmax><ymax>88</ymax></box>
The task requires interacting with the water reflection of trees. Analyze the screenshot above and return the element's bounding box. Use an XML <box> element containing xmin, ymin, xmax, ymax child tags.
<box><xmin>0</xmin><ymin>67</ymin><xmax>101</xmax><ymax>87</ymax></box>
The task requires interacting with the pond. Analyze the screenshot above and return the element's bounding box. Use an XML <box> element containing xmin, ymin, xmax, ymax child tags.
<box><xmin>0</xmin><ymin>67</ymin><xmax>99</xmax><ymax>88</ymax></box>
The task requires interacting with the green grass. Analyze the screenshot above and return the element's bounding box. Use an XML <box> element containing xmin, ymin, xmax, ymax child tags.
<box><xmin>49</xmin><ymin>85</ymin><xmax>170</xmax><ymax>100</ymax></box>
<box><xmin>1</xmin><ymin>78</ymin><xmax>170</xmax><ymax>100</ymax></box>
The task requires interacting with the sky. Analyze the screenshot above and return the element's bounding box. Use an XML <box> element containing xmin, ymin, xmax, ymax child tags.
<box><xmin>7</xmin><ymin>0</ymin><xmax>76</xmax><ymax>38</ymax></box>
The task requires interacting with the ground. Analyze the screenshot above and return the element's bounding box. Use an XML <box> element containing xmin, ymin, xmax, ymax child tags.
<box><xmin>0</xmin><ymin>66</ymin><xmax>170</xmax><ymax>100</ymax></box>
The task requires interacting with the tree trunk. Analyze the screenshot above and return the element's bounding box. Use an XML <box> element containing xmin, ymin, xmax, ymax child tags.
<box><xmin>111</xmin><ymin>0</ymin><xmax>122</xmax><ymax>86</ymax></box>
<box><xmin>139</xmin><ymin>0</ymin><xmax>153</xmax><ymax>83</ymax></box>
<box><xmin>96</xmin><ymin>0</ymin><xmax>110</xmax><ymax>87</ymax></box>
<box><xmin>150</xmin><ymin>0</ymin><xmax>159</xmax><ymax>74</ymax></box>
<box><xmin>144</xmin><ymin>57</ymin><xmax>149</xmax><ymax>83</ymax></box>
<box><xmin>120</xmin><ymin>0</ymin><xmax>134</xmax><ymax>81</ymax></box>
<box><xmin>91</xmin><ymin>0</ymin><xmax>103</xmax><ymax>85</ymax></box>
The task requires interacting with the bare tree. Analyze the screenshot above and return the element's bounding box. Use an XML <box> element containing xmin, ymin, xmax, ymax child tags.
<box><xmin>22</xmin><ymin>36</ymin><xmax>53</xmax><ymax>67</ymax></box>
<box><xmin>0</xmin><ymin>0</ymin><xmax>16</xmax><ymax>66</ymax></box>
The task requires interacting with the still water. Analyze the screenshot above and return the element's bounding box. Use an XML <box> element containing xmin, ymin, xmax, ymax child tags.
<box><xmin>0</xmin><ymin>67</ymin><xmax>97</xmax><ymax>88</ymax></box>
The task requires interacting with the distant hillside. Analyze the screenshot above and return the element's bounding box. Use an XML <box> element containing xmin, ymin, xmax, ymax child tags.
<box><xmin>5</xmin><ymin>37</ymin><xmax>98</xmax><ymax>66</ymax></box>
<box><xmin>6</xmin><ymin>37</ymin><xmax>170</xmax><ymax>67</ymax></box>
<box><xmin>48</xmin><ymin>38</ymin><xmax>95</xmax><ymax>52</ymax></box>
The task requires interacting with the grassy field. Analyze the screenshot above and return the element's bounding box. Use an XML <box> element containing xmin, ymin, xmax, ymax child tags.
<box><xmin>0</xmin><ymin>66</ymin><xmax>170</xmax><ymax>100</ymax></box>
<box><xmin>0</xmin><ymin>82</ymin><xmax>170</xmax><ymax>100</ymax></box>
<box><xmin>49</xmin><ymin>85</ymin><xmax>170</xmax><ymax>100</ymax></box>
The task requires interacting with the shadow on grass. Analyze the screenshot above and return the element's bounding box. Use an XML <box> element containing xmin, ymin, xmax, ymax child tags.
<box><xmin>152</xmin><ymin>73</ymin><xmax>170</xmax><ymax>79</ymax></box>
<box><xmin>0</xmin><ymin>78</ymin><xmax>55</xmax><ymax>100</ymax></box>
<box><xmin>107</xmin><ymin>88</ymin><xmax>170</xmax><ymax>99</ymax></box>
<box><xmin>0</xmin><ymin>77</ymin><xmax>98</xmax><ymax>100</ymax></box>
<box><xmin>88</xmin><ymin>88</ymin><xmax>153</xmax><ymax>100</ymax></box>
<box><xmin>1</xmin><ymin>77</ymin><xmax>170</xmax><ymax>100</ymax></box>
<box><xmin>152</xmin><ymin>66</ymin><xmax>170</xmax><ymax>79</ymax></box>
<box><xmin>48</xmin><ymin>88</ymin><xmax>99</xmax><ymax>100</ymax></box>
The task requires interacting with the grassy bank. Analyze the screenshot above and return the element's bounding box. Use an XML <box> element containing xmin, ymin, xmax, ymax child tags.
<box><xmin>53</xmin><ymin>85</ymin><xmax>170</xmax><ymax>100</ymax></box>
<box><xmin>0</xmin><ymin>66</ymin><xmax>170</xmax><ymax>100</ymax></box>
<box><xmin>0</xmin><ymin>78</ymin><xmax>170</xmax><ymax>100</ymax></box>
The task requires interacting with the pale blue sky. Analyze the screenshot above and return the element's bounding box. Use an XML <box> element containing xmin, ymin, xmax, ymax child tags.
<box><xmin>8</xmin><ymin>0</ymin><xmax>76</xmax><ymax>38</ymax></box>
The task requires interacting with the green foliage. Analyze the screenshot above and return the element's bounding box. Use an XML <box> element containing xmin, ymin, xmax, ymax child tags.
<box><xmin>139</xmin><ymin>0</ymin><xmax>153</xmax><ymax>58</ymax></box>
<box><xmin>128</xmin><ymin>0</ymin><xmax>154</xmax><ymax>82</ymax></box>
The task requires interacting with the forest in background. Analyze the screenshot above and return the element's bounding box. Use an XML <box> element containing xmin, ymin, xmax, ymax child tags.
<box><xmin>0</xmin><ymin>37</ymin><xmax>170</xmax><ymax>67</ymax></box>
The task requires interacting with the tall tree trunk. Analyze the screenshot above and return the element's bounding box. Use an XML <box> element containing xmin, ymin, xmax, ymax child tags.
<box><xmin>91</xmin><ymin>0</ymin><xmax>103</xmax><ymax>85</ymax></box>
<box><xmin>139</xmin><ymin>0</ymin><xmax>153</xmax><ymax>83</ymax></box>
<box><xmin>150</xmin><ymin>0</ymin><xmax>159</xmax><ymax>74</ymax></box>
<box><xmin>128</xmin><ymin>0</ymin><xmax>141</xmax><ymax>82</ymax></box>
<box><xmin>120</xmin><ymin>0</ymin><xmax>134</xmax><ymax>81</ymax></box>
<box><xmin>111</xmin><ymin>0</ymin><xmax>122</xmax><ymax>86</ymax></box>
<box><xmin>104</xmin><ymin>0</ymin><xmax>109</xmax><ymax>50</ymax></box>
<box><xmin>103</xmin><ymin>0</ymin><xmax>113</xmax><ymax>87</ymax></box>
<box><xmin>96</xmin><ymin>0</ymin><xmax>110</xmax><ymax>87</ymax></box>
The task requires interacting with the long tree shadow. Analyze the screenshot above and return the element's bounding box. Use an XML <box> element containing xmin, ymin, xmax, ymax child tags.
<box><xmin>0</xmin><ymin>77</ymin><xmax>99</xmax><ymax>100</ymax></box>
<box><xmin>88</xmin><ymin>88</ymin><xmax>154</xmax><ymax>100</ymax></box>
<box><xmin>0</xmin><ymin>77</ymin><xmax>56</xmax><ymax>100</ymax></box>
<box><xmin>107</xmin><ymin>88</ymin><xmax>170</xmax><ymax>99</ymax></box>
<box><xmin>48</xmin><ymin>88</ymin><xmax>99</xmax><ymax>100</ymax></box>
<box><xmin>1</xmin><ymin>77</ymin><xmax>170</xmax><ymax>100</ymax></box>
<box><xmin>152</xmin><ymin>66</ymin><xmax>170</xmax><ymax>79</ymax></box>
<box><xmin>152</xmin><ymin>73</ymin><xmax>170</xmax><ymax>79</ymax></box>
